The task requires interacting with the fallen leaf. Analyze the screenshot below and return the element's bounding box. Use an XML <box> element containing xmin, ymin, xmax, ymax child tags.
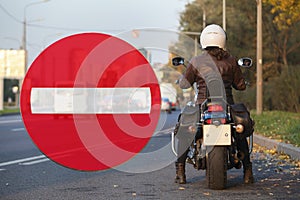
<box><xmin>268</xmin><ymin>178</ymin><xmax>282</xmax><ymax>181</ymax></box>
<box><xmin>278</xmin><ymin>155</ymin><xmax>290</xmax><ymax>160</ymax></box>
<box><xmin>203</xmin><ymin>192</ymin><xmax>210</xmax><ymax>196</ymax></box>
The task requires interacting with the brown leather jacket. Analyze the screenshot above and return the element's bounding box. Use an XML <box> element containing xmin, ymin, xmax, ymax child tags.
<box><xmin>179</xmin><ymin>51</ymin><xmax>246</xmax><ymax>105</ymax></box>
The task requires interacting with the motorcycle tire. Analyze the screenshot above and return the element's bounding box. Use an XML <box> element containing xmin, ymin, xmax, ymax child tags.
<box><xmin>206</xmin><ymin>146</ymin><xmax>227</xmax><ymax>190</ymax></box>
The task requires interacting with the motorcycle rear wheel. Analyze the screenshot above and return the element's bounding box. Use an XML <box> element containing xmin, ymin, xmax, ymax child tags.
<box><xmin>206</xmin><ymin>146</ymin><xmax>227</xmax><ymax>190</ymax></box>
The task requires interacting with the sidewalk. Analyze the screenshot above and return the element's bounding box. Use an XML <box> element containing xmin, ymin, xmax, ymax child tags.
<box><xmin>254</xmin><ymin>134</ymin><xmax>300</xmax><ymax>161</ymax></box>
<box><xmin>0</xmin><ymin>106</ymin><xmax>20</xmax><ymax>116</ymax></box>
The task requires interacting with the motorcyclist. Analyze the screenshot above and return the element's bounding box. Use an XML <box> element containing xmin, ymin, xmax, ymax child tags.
<box><xmin>174</xmin><ymin>24</ymin><xmax>254</xmax><ymax>184</ymax></box>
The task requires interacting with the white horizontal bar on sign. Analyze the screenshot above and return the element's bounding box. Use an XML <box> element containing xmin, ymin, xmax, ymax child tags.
<box><xmin>30</xmin><ymin>87</ymin><xmax>151</xmax><ymax>114</ymax></box>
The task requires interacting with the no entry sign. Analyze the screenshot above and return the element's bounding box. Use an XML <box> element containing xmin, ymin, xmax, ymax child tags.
<box><xmin>20</xmin><ymin>33</ymin><xmax>161</xmax><ymax>171</ymax></box>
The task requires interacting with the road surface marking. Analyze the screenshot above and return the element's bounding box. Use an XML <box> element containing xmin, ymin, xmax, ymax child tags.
<box><xmin>31</xmin><ymin>87</ymin><xmax>151</xmax><ymax>114</ymax></box>
<box><xmin>11</xmin><ymin>128</ymin><xmax>25</xmax><ymax>132</ymax></box>
<box><xmin>0</xmin><ymin>120</ymin><xmax>22</xmax><ymax>124</ymax></box>
<box><xmin>19</xmin><ymin>158</ymin><xmax>50</xmax><ymax>165</ymax></box>
<box><xmin>0</xmin><ymin>128</ymin><xmax>172</xmax><ymax>169</ymax></box>
<box><xmin>0</xmin><ymin>155</ymin><xmax>46</xmax><ymax>167</ymax></box>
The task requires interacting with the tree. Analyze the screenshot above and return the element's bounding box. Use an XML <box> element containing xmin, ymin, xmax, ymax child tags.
<box><xmin>178</xmin><ymin>0</ymin><xmax>257</xmax><ymax>57</ymax></box>
<box><xmin>176</xmin><ymin>0</ymin><xmax>257</xmax><ymax>82</ymax></box>
<box><xmin>263</xmin><ymin>0</ymin><xmax>300</xmax><ymax>66</ymax></box>
<box><xmin>174</xmin><ymin>0</ymin><xmax>300</xmax><ymax>112</ymax></box>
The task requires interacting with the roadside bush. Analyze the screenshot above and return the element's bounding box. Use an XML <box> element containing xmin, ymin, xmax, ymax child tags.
<box><xmin>234</xmin><ymin>65</ymin><xmax>300</xmax><ymax>113</ymax></box>
<box><xmin>264</xmin><ymin>65</ymin><xmax>300</xmax><ymax>112</ymax></box>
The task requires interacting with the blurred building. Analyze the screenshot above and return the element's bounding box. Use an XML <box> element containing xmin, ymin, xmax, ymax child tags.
<box><xmin>0</xmin><ymin>49</ymin><xmax>25</xmax><ymax>78</ymax></box>
<box><xmin>0</xmin><ymin>49</ymin><xmax>25</xmax><ymax>110</ymax></box>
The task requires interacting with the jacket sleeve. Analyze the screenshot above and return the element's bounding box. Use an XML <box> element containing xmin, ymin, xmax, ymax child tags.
<box><xmin>179</xmin><ymin>61</ymin><xmax>197</xmax><ymax>89</ymax></box>
<box><xmin>232</xmin><ymin>62</ymin><xmax>246</xmax><ymax>91</ymax></box>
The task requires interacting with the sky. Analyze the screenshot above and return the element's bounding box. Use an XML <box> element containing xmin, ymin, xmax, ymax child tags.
<box><xmin>0</xmin><ymin>0</ymin><xmax>189</xmax><ymax>66</ymax></box>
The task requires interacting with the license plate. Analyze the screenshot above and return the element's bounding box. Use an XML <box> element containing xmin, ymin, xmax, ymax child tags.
<box><xmin>203</xmin><ymin>124</ymin><xmax>231</xmax><ymax>146</ymax></box>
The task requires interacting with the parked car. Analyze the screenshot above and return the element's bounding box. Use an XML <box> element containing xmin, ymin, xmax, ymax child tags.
<box><xmin>160</xmin><ymin>83</ymin><xmax>177</xmax><ymax>110</ymax></box>
<box><xmin>161</xmin><ymin>97</ymin><xmax>171</xmax><ymax>113</ymax></box>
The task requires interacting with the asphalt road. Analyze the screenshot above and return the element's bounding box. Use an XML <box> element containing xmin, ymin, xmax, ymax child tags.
<box><xmin>0</xmin><ymin>112</ymin><xmax>299</xmax><ymax>200</ymax></box>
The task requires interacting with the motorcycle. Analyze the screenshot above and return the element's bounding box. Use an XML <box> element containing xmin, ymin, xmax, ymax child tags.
<box><xmin>171</xmin><ymin>57</ymin><xmax>254</xmax><ymax>190</ymax></box>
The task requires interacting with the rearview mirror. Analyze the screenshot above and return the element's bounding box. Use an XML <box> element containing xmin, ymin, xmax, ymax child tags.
<box><xmin>238</xmin><ymin>57</ymin><xmax>252</xmax><ymax>68</ymax></box>
<box><xmin>172</xmin><ymin>57</ymin><xmax>185</xmax><ymax>66</ymax></box>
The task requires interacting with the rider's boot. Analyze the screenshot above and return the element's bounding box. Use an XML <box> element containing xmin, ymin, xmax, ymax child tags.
<box><xmin>177</xmin><ymin>162</ymin><xmax>186</xmax><ymax>184</ymax></box>
<box><xmin>244</xmin><ymin>163</ymin><xmax>254</xmax><ymax>184</ymax></box>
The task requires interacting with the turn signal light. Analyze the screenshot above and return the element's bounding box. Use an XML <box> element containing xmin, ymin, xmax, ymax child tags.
<box><xmin>235</xmin><ymin>124</ymin><xmax>244</xmax><ymax>133</ymax></box>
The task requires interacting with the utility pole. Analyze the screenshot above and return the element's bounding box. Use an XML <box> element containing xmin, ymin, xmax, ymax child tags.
<box><xmin>22</xmin><ymin>19</ymin><xmax>27</xmax><ymax>73</ymax></box>
<box><xmin>200</xmin><ymin>0</ymin><xmax>207</xmax><ymax>29</ymax></box>
<box><xmin>256</xmin><ymin>0</ymin><xmax>263</xmax><ymax>114</ymax></box>
<box><xmin>203</xmin><ymin>7</ymin><xmax>206</xmax><ymax>28</ymax></box>
<box><xmin>22</xmin><ymin>0</ymin><xmax>50</xmax><ymax>72</ymax></box>
<box><xmin>223</xmin><ymin>0</ymin><xmax>226</xmax><ymax>31</ymax></box>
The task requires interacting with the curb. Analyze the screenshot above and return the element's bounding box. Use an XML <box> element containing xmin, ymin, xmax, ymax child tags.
<box><xmin>254</xmin><ymin>134</ymin><xmax>300</xmax><ymax>161</ymax></box>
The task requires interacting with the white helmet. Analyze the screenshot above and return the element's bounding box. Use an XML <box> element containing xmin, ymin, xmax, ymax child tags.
<box><xmin>200</xmin><ymin>24</ymin><xmax>226</xmax><ymax>49</ymax></box>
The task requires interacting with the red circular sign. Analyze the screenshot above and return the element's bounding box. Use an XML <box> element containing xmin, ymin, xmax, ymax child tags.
<box><xmin>20</xmin><ymin>33</ymin><xmax>161</xmax><ymax>171</ymax></box>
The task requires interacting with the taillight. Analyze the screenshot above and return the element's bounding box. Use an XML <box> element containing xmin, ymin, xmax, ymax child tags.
<box><xmin>207</xmin><ymin>104</ymin><xmax>224</xmax><ymax>112</ymax></box>
<box><xmin>204</xmin><ymin>103</ymin><xmax>227</xmax><ymax>125</ymax></box>
<box><xmin>206</xmin><ymin>119</ymin><xmax>212</xmax><ymax>124</ymax></box>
